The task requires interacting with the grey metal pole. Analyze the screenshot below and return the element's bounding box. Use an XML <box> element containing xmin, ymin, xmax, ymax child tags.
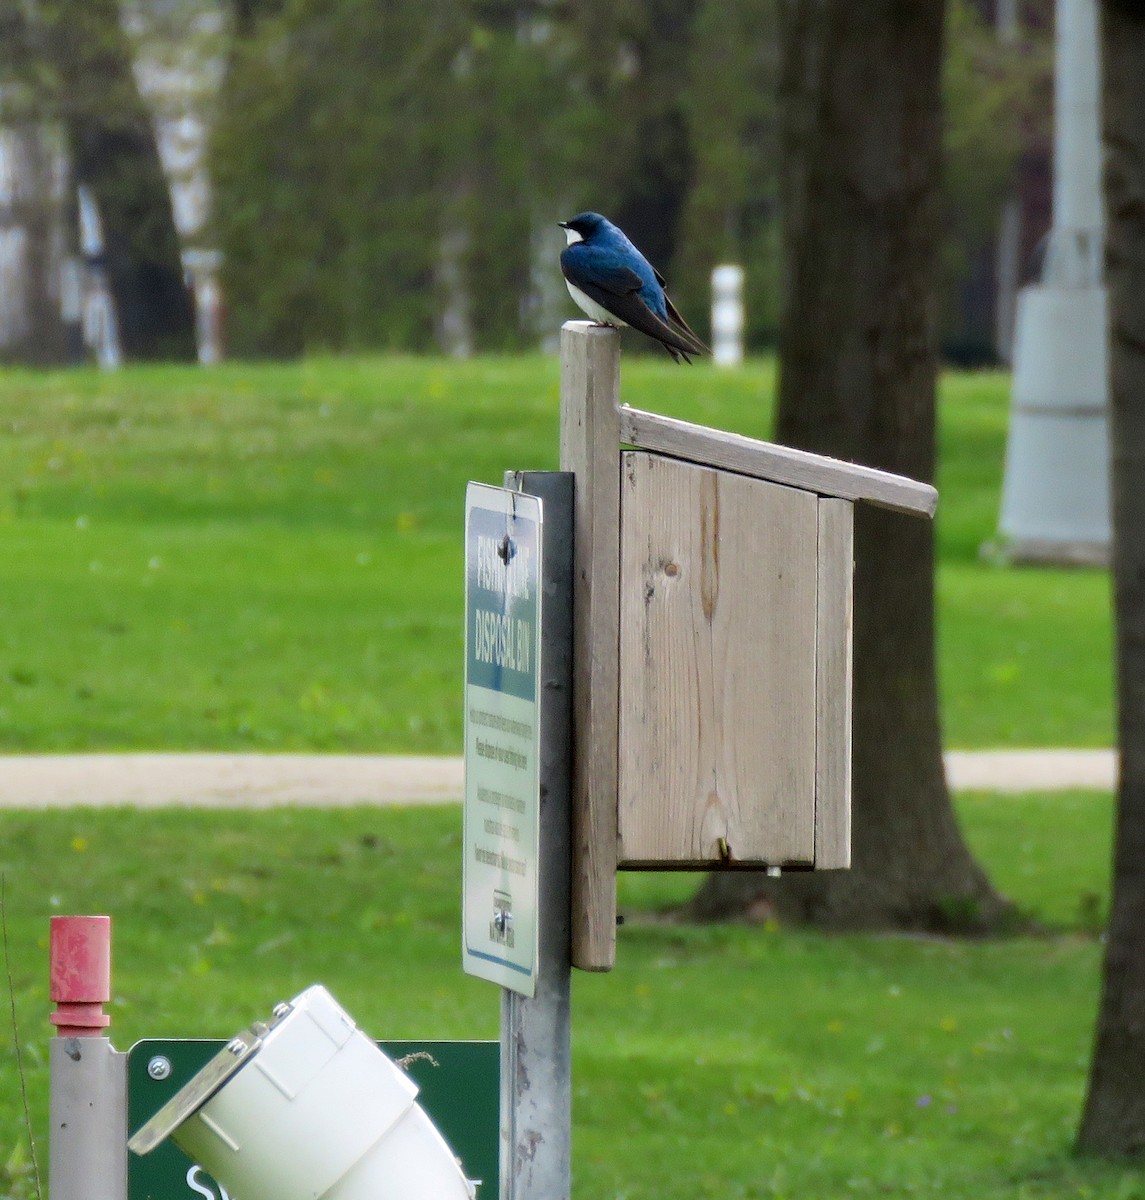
<box><xmin>996</xmin><ymin>0</ymin><xmax>1109</xmax><ymax>562</ymax></box>
<box><xmin>499</xmin><ymin>470</ymin><xmax>574</xmax><ymax>1200</ymax></box>
<box><xmin>48</xmin><ymin>915</ymin><xmax>127</xmax><ymax>1200</ymax></box>
<box><xmin>49</xmin><ymin>1037</ymin><xmax>128</xmax><ymax>1200</ymax></box>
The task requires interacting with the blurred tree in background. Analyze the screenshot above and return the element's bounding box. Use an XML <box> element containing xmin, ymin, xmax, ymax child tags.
<box><xmin>942</xmin><ymin>0</ymin><xmax>1049</xmax><ymax>363</ymax></box>
<box><xmin>46</xmin><ymin>0</ymin><xmax>197</xmax><ymax>360</ymax></box>
<box><xmin>0</xmin><ymin>0</ymin><xmax>196</xmax><ymax>361</ymax></box>
<box><xmin>210</xmin><ymin>0</ymin><xmax>1045</xmax><ymax>358</ymax></box>
<box><xmin>673</xmin><ymin>0</ymin><xmax>782</xmax><ymax>342</ymax></box>
<box><xmin>0</xmin><ymin>0</ymin><xmax>1047</xmax><ymax>360</ymax></box>
<box><xmin>944</xmin><ymin>1</ymin><xmax>1047</xmax><ymax>268</ymax></box>
<box><xmin>212</xmin><ymin>0</ymin><xmax>460</xmax><ymax>354</ymax></box>
<box><xmin>1076</xmin><ymin>0</ymin><xmax>1145</xmax><ymax>1158</ymax></box>
<box><xmin>211</xmin><ymin>0</ymin><xmax>786</xmax><ymax>356</ymax></box>
<box><xmin>689</xmin><ymin>0</ymin><xmax>1014</xmax><ymax>933</ymax></box>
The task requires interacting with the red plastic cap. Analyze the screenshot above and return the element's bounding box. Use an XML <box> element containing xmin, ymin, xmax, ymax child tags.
<box><xmin>50</xmin><ymin>915</ymin><xmax>110</xmax><ymax>1001</ymax></box>
<box><xmin>49</xmin><ymin>915</ymin><xmax>111</xmax><ymax>1035</ymax></box>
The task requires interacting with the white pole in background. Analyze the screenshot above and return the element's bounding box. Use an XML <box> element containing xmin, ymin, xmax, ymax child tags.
<box><xmin>1046</xmin><ymin>0</ymin><xmax>1103</xmax><ymax>283</ymax></box>
<box><xmin>711</xmin><ymin>264</ymin><xmax>744</xmax><ymax>367</ymax></box>
<box><xmin>996</xmin><ymin>0</ymin><xmax>1110</xmax><ymax>564</ymax></box>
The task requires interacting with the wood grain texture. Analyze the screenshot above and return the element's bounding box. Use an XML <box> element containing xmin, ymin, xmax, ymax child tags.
<box><xmin>815</xmin><ymin>498</ymin><xmax>853</xmax><ymax>869</ymax></box>
<box><xmin>619</xmin><ymin>406</ymin><xmax>937</xmax><ymax>518</ymax></box>
<box><xmin>617</xmin><ymin>452</ymin><xmax>818</xmax><ymax>867</ymax></box>
<box><xmin>558</xmin><ymin>321</ymin><xmax>620</xmax><ymax>971</ymax></box>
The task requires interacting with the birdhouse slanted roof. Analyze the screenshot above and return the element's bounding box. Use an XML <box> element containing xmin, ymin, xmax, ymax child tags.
<box><xmin>619</xmin><ymin>406</ymin><xmax>937</xmax><ymax>519</ymax></box>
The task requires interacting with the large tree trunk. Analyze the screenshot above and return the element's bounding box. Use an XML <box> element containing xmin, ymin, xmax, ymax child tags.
<box><xmin>1075</xmin><ymin>0</ymin><xmax>1145</xmax><ymax>1158</ymax></box>
<box><xmin>688</xmin><ymin>0</ymin><xmax>1010</xmax><ymax>931</ymax></box>
<box><xmin>47</xmin><ymin>0</ymin><xmax>196</xmax><ymax>361</ymax></box>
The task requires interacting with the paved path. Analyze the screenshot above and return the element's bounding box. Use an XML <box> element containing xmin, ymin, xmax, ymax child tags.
<box><xmin>945</xmin><ymin>748</ymin><xmax>1116</xmax><ymax>793</ymax></box>
<box><xmin>0</xmin><ymin>754</ymin><xmax>464</xmax><ymax>808</ymax></box>
<box><xmin>0</xmin><ymin>749</ymin><xmax>1117</xmax><ymax>808</ymax></box>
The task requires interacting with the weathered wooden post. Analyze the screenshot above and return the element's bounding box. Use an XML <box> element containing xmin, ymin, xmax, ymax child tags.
<box><xmin>558</xmin><ymin>323</ymin><xmax>622</xmax><ymax>970</ymax></box>
<box><xmin>558</xmin><ymin>320</ymin><xmax>937</xmax><ymax>971</ymax></box>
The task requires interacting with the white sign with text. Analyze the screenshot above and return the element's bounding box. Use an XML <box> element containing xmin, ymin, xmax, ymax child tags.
<box><xmin>462</xmin><ymin>483</ymin><xmax>542</xmax><ymax>996</ymax></box>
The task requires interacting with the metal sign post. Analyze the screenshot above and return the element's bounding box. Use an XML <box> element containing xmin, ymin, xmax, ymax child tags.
<box><xmin>498</xmin><ymin>472</ymin><xmax>573</xmax><ymax>1200</ymax></box>
<box><xmin>462</xmin><ymin>472</ymin><xmax>574</xmax><ymax>1200</ymax></box>
<box><xmin>48</xmin><ymin>915</ymin><xmax>128</xmax><ymax>1200</ymax></box>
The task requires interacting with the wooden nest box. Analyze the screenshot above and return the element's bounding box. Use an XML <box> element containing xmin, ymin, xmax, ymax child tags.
<box><xmin>558</xmin><ymin>321</ymin><xmax>937</xmax><ymax>970</ymax></box>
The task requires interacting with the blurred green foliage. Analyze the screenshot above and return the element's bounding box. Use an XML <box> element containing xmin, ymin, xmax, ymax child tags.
<box><xmin>209</xmin><ymin>0</ymin><xmax>1045</xmax><ymax>358</ymax></box>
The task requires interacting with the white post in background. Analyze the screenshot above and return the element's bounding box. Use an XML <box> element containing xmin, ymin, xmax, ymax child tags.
<box><xmin>184</xmin><ymin>247</ymin><xmax>224</xmax><ymax>365</ymax></box>
<box><xmin>1045</xmin><ymin>0</ymin><xmax>1103</xmax><ymax>287</ymax></box>
<box><xmin>78</xmin><ymin>185</ymin><xmax>122</xmax><ymax>371</ymax></box>
<box><xmin>996</xmin><ymin>0</ymin><xmax>1109</xmax><ymax>564</ymax></box>
<box><xmin>437</xmin><ymin>222</ymin><xmax>474</xmax><ymax>359</ymax></box>
<box><xmin>711</xmin><ymin>264</ymin><xmax>744</xmax><ymax>367</ymax></box>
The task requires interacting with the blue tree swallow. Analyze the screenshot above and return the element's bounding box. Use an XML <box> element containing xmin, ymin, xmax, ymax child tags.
<box><xmin>559</xmin><ymin>212</ymin><xmax>709</xmax><ymax>363</ymax></box>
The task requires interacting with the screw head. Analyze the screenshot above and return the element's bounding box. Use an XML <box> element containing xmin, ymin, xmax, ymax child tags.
<box><xmin>146</xmin><ymin>1056</ymin><xmax>172</xmax><ymax>1081</ymax></box>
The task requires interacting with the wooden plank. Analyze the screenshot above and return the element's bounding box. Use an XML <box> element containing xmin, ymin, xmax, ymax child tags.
<box><xmin>558</xmin><ymin>321</ymin><xmax>620</xmax><ymax>971</ymax></box>
<box><xmin>814</xmin><ymin>498</ymin><xmax>853</xmax><ymax>869</ymax></box>
<box><xmin>619</xmin><ymin>406</ymin><xmax>937</xmax><ymax>519</ymax></box>
<box><xmin>617</xmin><ymin>452</ymin><xmax>817</xmax><ymax>867</ymax></box>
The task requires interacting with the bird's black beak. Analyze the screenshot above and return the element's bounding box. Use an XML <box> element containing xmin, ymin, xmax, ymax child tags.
<box><xmin>557</xmin><ymin>221</ymin><xmax>569</xmax><ymax>229</ymax></box>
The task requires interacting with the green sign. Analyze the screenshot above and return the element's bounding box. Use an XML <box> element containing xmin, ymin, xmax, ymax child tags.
<box><xmin>127</xmin><ymin>1039</ymin><xmax>499</xmax><ymax>1200</ymax></box>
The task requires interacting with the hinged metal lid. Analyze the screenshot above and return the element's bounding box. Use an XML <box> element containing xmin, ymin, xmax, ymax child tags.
<box><xmin>128</xmin><ymin>1030</ymin><xmax>259</xmax><ymax>1155</ymax></box>
<box><xmin>128</xmin><ymin>1002</ymin><xmax>294</xmax><ymax>1156</ymax></box>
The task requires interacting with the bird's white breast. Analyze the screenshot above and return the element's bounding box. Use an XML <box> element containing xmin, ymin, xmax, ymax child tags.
<box><xmin>563</xmin><ymin>227</ymin><xmax>584</xmax><ymax>245</ymax></box>
<box><xmin>565</xmin><ymin>281</ymin><xmax>627</xmax><ymax>327</ymax></box>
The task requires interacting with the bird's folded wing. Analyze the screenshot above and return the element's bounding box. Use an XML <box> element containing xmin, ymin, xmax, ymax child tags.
<box><xmin>574</xmin><ymin>277</ymin><xmax>706</xmax><ymax>360</ymax></box>
<box><xmin>561</xmin><ymin>254</ymin><xmax>645</xmax><ymax>298</ymax></box>
<box><xmin>562</xmin><ymin>248</ymin><xmax>708</xmax><ymax>359</ymax></box>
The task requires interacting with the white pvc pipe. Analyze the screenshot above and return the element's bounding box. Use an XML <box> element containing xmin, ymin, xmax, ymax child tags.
<box><xmin>158</xmin><ymin>986</ymin><xmax>474</xmax><ymax>1200</ymax></box>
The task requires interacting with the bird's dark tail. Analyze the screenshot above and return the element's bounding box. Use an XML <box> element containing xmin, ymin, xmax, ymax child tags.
<box><xmin>663</xmin><ymin>294</ymin><xmax>709</xmax><ymax>362</ymax></box>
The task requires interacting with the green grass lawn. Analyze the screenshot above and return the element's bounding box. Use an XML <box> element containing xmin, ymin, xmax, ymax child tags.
<box><xmin>0</xmin><ymin>792</ymin><xmax>1136</xmax><ymax>1200</ymax></box>
<box><xmin>0</xmin><ymin>359</ymin><xmax>1126</xmax><ymax>1199</ymax></box>
<box><xmin>0</xmin><ymin>354</ymin><xmax>1114</xmax><ymax>751</ymax></box>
